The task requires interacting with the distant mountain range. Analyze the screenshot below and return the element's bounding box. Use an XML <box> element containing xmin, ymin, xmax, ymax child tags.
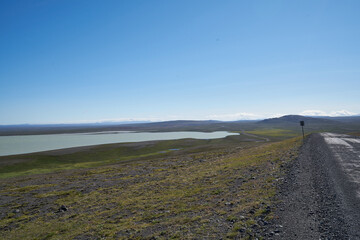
<box><xmin>260</xmin><ymin>115</ymin><xmax>335</xmax><ymax>124</ymax></box>
<box><xmin>0</xmin><ymin>115</ymin><xmax>359</xmax><ymax>136</ymax></box>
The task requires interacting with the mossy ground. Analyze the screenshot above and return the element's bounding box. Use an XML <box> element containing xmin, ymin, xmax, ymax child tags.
<box><xmin>245</xmin><ymin>129</ymin><xmax>299</xmax><ymax>141</ymax></box>
<box><xmin>0</xmin><ymin>136</ymin><xmax>301</xmax><ymax>239</ymax></box>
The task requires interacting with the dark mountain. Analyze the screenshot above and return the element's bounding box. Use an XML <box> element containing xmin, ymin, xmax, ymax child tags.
<box><xmin>259</xmin><ymin>115</ymin><xmax>338</xmax><ymax>125</ymax></box>
<box><xmin>256</xmin><ymin>115</ymin><xmax>360</xmax><ymax>133</ymax></box>
<box><xmin>130</xmin><ymin>120</ymin><xmax>220</xmax><ymax>127</ymax></box>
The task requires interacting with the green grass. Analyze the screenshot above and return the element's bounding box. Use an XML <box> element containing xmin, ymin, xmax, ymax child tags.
<box><xmin>0</xmin><ymin>136</ymin><xmax>302</xmax><ymax>239</ymax></box>
<box><xmin>245</xmin><ymin>128</ymin><xmax>299</xmax><ymax>140</ymax></box>
<box><xmin>0</xmin><ymin>139</ymin><xmax>203</xmax><ymax>178</ymax></box>
<box><xmin>0</xmin><ymin>150</ymin><xmax>165</xmax><ymax>178</ymax></box>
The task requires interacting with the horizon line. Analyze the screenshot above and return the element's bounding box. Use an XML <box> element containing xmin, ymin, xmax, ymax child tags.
<box><xmin>1</xmin><ymin>113</ymin><xmax>359</xmax><ymax>126</ymax></box>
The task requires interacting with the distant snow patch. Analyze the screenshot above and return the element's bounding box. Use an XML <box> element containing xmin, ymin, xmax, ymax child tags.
<box><xmin>300</xmin><ymin>109</ymin><xmax>356</xmax><ymax>117</ymax></box>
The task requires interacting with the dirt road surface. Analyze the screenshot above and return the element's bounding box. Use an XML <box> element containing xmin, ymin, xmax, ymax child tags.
<box><xmin>274</xmin><ymin>133</ymin><xmax>360</xmax><ymax>239</ymax></box>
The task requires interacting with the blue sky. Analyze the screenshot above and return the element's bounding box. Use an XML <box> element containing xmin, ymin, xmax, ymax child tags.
<box><xmin>1</xmin><ymin>0</ymin><xmax>360</xmax><ymax>124</ymax></box>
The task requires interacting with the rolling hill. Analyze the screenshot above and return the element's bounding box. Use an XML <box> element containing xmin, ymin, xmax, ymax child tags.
<box><xmin>0</xmin><ymin>115</ymin><xmax>359</xmax><ymax>136</ymax></box>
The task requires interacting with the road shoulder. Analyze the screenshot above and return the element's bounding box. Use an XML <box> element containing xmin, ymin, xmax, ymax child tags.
<box><xmin>274</xmin><ymin>133</ymin><xmax>350</xmax><ymax>239</ymax></box>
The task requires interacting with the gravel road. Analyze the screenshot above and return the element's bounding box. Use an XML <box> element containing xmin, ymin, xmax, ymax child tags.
<box><xmin>274</xmin><ymin>133</ymin><xmax>360</xmax><ymax>239</ymax></box>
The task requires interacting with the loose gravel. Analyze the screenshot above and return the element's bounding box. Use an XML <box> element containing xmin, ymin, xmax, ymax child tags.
<box><xmin>273</xmin><ymin>133</ymin><xmax>360</xmax><ymax>239</ymax></box>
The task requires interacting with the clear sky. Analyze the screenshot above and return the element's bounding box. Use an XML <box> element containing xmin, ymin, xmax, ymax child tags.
<box><xmin>1</xmin><ymin>0</ymin><xmax>360</xmax><ymax>124</ymax></box>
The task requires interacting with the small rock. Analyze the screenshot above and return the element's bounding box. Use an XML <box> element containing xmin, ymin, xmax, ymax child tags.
<box><xmin>57</xmin><ymin>205</ymin><xmax>68</xmax><ymax>212</ymax></box>
<box><xmin>239</xmin><ymin>228</ymin><xmax>246</xmax><ymax>233</ymax></box>
<box><xmin>12</xmin><ymin>209</ymin><xmax>20</xmax><ymax>213</ymax></box>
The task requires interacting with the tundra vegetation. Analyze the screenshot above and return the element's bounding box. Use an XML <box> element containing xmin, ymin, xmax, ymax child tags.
<box><xmin>1</xmin><ymin>130</ymin><xmax>301</xmax><ymax>239</ymax></box>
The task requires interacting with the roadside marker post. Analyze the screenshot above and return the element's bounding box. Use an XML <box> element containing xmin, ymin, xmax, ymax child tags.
<box><xmin>300</xmin><ymin>121</ymin><xmax>305</xmax><ymax>140</ymax></box>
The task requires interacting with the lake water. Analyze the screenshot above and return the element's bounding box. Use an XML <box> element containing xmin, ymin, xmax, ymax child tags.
<box><xmin>0</xmin><ymin>131</ymin><xmax>238</xmax><ymax>156</ymax></box>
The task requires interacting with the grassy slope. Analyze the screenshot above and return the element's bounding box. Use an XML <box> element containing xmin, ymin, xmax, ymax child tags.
<box><xmin>245</xmin><ymin>129</ymin><xmax>299</xmax><ymax>141</ymax></box>
<box><xmin>0</xmin><ymin>135</ymin><xmax>301</xmax><ymax>239</ymax></box>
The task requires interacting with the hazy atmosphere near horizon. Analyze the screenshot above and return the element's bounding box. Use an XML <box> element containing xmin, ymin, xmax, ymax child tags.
<box><xmin>1</xmin><ymin>0</ymin><xmax>360</xmax><ymax>124</ymax></box>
